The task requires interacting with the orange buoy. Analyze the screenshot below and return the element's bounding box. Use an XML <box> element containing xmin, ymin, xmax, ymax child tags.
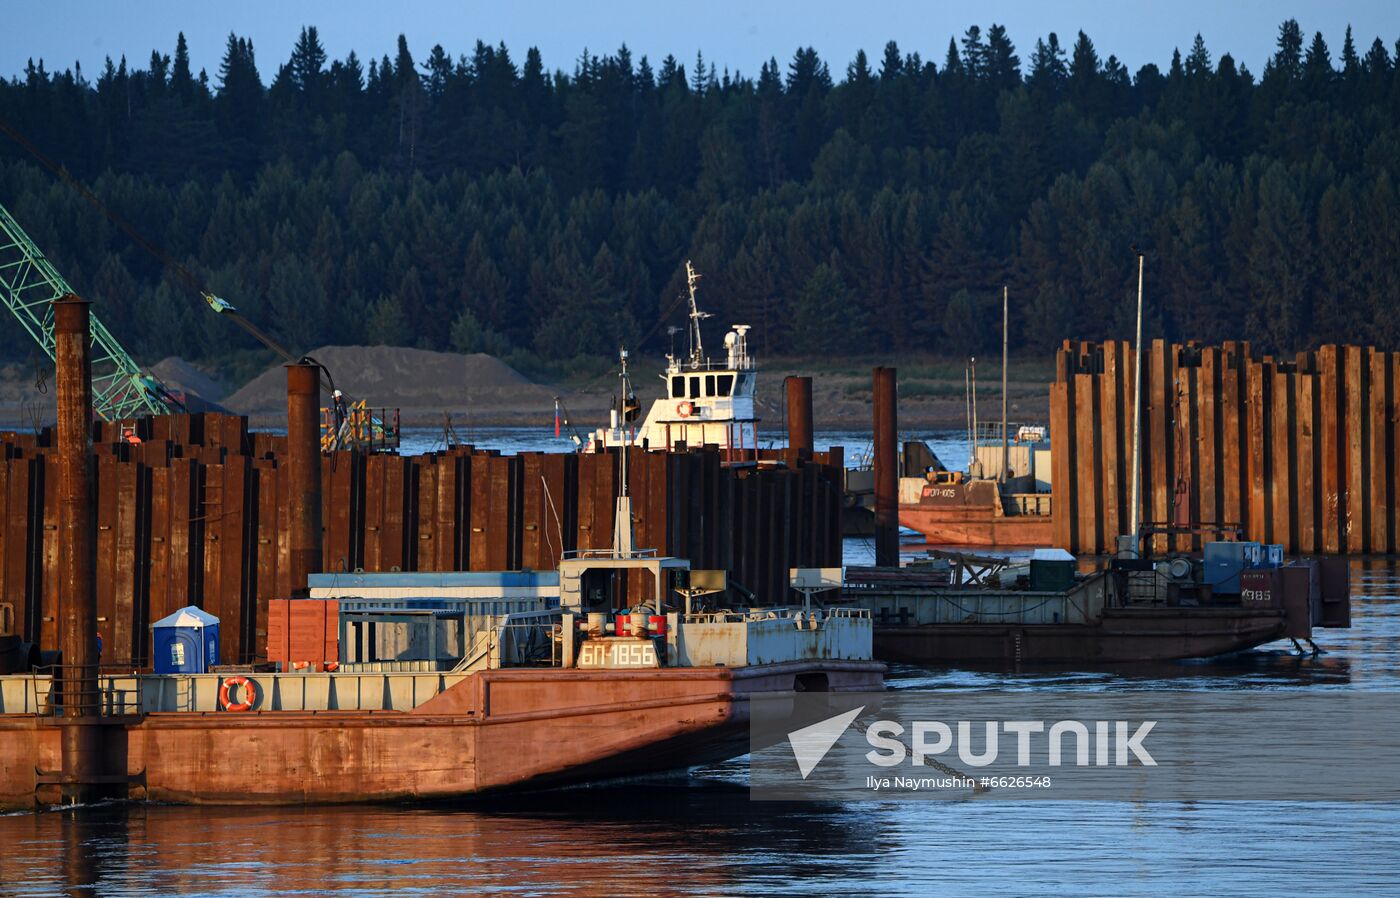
<box><xmin>676</xmin><ymin>401</ymin><xmax>694</xmax><ymax>417</ymax></box>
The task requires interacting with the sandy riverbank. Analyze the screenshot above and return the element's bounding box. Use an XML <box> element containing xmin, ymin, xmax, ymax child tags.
<box><xmin>0</xmin><ymin>346</ymin><xmax>1052</xmax><ymax>431</ymax></box>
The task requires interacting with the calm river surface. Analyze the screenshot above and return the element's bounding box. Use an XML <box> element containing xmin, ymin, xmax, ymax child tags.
<box><xmin>3</xmin><ymin>429</ymin><xmax>1398</xmax><ymax>897</ymax></box>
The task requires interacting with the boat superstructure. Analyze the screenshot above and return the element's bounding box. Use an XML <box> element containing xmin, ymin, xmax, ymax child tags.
<box><xmin>585</xmin><ymin>262</ymin><xmax>759</xmax><ymax>458</ymax></box>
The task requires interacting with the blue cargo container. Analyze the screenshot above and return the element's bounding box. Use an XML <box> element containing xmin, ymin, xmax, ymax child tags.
<box><xmin>1203</xmin><ymin>542</ymin><xmax>1259</xmax><ymax>595</ymax></box>
<box><xmin>151</xmin><ymin>606</ymin><xmax>220</xmax><ymax>674</ymax></box>
<box><xmin>1202</xmin><ymin>541</ymin><xmax>1289</xmax><ymax>594</ymax></box>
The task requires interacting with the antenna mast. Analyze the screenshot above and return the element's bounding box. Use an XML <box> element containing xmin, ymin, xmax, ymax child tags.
<box><xmin>613</xmin><ymin>347</ymin><xmax>636</xmax><ymax>557</ymax></box>
<box><xmin>1123</xmin><ymin>250</ymin><xmax>1146</xmax><ymax>558</ymax></box>
<box><xmin>965</xmin><ymin>362</ymin><xmax>973</xmax><ymax>474</ymax></box>
<box><xmin>684</xmin><ymin>260</ymin><xmax>710</xmax><ymax>368</ymax></box>
<box><xmin>618</xmin><ymin>349</ymin><xmax>631</xmax><ymax>498</ymax></box>
<box><xmin>970</xmin><ymin>356</ymin><xmax>980</xmax><ymax>478</ymax></box>
<box><xmin>1001</xmin><ymin>286</ymin><xmax>1009</xmax><ymax>483</ymax></box>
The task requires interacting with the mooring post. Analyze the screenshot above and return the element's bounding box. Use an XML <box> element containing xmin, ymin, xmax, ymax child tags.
<box><xmin>785</xmin><ymin>376</ymin><xmax>814</xmax><ymax>460</ymax></box>
<box><xmin>54</xmin><ymin>294</ymin><xmax>101</xmax><ymax>803</ymax></box>
<box><xmin>1001</xmin><ymin>286</ymin><xmax>1010</xmax><ymax>482</ymax></box>
<box><xmin>286</xmin><ymin>362</ymin><xmax>323</xmax><ymax>597</ymax></box>
<box><xmin>873</xmin><ymin>366</ymin><xmax>899</xmax><ymax>566</ymax></box>
<box><xmin>1123</xmin><ymin>252</ymin><xmax>1146</xmax><ymax>557</ymax></box>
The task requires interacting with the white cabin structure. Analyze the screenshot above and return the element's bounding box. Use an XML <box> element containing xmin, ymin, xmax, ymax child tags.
<box><xmin>585</xmin><ymin>262</ymin><xmax>760</xmax><ymax>459</ymax></box>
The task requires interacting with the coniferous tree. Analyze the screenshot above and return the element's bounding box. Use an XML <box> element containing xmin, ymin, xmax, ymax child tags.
<box><xmin>214</xmin><ymin>34</ymin><xmax>263</xmax><ymax>177</ymax></box>
<box><xmin>171</xmin><ymin>33</ymin><xmax>194</xmax><ymax>101</ymax></box>
<box><xmin>1028</xmin><ymin>33</ymin><xmax>1068</xmax><ymax>96</ymax></box>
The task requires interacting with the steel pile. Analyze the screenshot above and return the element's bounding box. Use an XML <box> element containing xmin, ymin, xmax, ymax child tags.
<box><xmin>0</xmin><ymin>415</ymin><xmax>843</xmax><ymax>666</ymax></box>
<box><xmin>1052</xmin><ymin>339</ymin><xmax>1400</xmax><ymax>555</ymax></box>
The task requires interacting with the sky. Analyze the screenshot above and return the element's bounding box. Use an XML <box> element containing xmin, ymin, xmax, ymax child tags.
<box><xmin>3</xmin><ymin>0</ymin><xmax>1397</xmax><ymax>85</ymax></box>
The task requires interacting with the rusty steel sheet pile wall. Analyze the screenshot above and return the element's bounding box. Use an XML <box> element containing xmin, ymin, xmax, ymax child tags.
<box><xmin>0</xmin><ymin>416</ymin><xmax>842</xmax><ymax>666</ymax></box>
<box><xmin>1051</xmin><ymin>339</ymin><xmax>1400</xmax><ymax>555</ymax></box>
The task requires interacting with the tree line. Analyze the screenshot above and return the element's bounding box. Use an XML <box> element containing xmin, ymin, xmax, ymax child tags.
<box><xmin>0</xmin><ymin>19</ymin><xmax>1397</xmax><ymax>375</ymax></box>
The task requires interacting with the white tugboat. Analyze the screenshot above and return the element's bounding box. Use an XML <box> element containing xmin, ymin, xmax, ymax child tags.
<box><xmin>583</xmin><ymin>262</ymin><xmax>760</xmax><ymax>459</ymax></box>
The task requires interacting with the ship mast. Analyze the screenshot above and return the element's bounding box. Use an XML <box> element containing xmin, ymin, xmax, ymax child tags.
<box><xmin>613</xmin><ymin>348</ymin><xmax>636</xmax><ymax>557</ymax></box>
<box><xmin>685</xmin><ymin>261</ymin><xmax>710</xmax><ymax>369</ymax></box>
<box><xmin>1001</xmin><ymin>286</ymin><xmax>1009</xmax><ymax>483</ymax></box>
<box><xmin>1122</xmin><ymin>250</ymin><xmax>1146</xmax><ymax>558</ymax></box>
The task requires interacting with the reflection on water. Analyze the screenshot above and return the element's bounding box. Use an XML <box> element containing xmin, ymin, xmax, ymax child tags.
<box><xmin>3</xmin><ymin>426</ymin><xmax>1399</xmax><ymax>896</ymax></box>
<box><xmin>4</xmin><ymin>560</ymin><xmax>1396</xmax><ymax>896</ymax></box>
<box><xmin>4</xmin><ymin>779</ymin><xmax>1400</xmax><ymax>896</ymax></box>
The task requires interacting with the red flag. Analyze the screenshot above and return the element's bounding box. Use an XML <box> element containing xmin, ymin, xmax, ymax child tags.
<box><xmin>554</xmin><ymin>401</ymin><xmax>561</xmax><ymax>438</ymax></box>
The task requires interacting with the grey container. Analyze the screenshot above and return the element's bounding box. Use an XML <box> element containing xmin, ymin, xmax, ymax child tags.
<box><xmin>1029</xmin><ymin>561</ymin><xmax>1075</xmax><ymax>591</ymax></box>
<box><xmin>1028</xmin><ymin>549</ymin><xmax>1077</xmax><ymax>591</ymax></box>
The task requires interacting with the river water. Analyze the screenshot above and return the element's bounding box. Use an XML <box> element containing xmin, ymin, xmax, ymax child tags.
<box><xmin>3</xmin><ymin>429</ymin><xmax>1398</xmax><ymax>896</ymax></box>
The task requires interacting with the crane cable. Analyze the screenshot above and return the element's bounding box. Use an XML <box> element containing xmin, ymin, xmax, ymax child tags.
<box><xmin>566</xmin><ymin>284</ymin><xmax>698</xmax><ymax>398</ymax></box>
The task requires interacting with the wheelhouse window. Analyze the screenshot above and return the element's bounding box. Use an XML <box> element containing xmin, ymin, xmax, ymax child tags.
<box><xmin>705</xmin><ymin>375</ymin><xmax>716</xmax><ymax>397</ymax></box>
<box><xmin>716</xmin><ymin>374</ymin><xmax>734</xmax><ymax>396</ymax></box>
<box><xmin>689</xmin><ymin>377</ymin><xmax>701</xmax><ymax>399</ymax></box>
<box><xmin>671</xmin><ymin>376</ymin><xmax>684</xmax><ymax>398</ymax></box>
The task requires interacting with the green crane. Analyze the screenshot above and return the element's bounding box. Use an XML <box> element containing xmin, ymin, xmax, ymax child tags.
<box><xmin>0</xmin><ymin>122</ymin><xmax>394</xmax><ymax>449</ymax></box>
<box><xmin>0</xmin><ymin>201</ymin><xmax>173</xmax><ymax>421</ymax></box>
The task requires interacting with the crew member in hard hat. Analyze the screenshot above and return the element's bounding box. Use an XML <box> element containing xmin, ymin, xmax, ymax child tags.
<box><xmin>332</xmin><ymin>389</ymin><xmax>349</xmax><ymax>432</ymax></box>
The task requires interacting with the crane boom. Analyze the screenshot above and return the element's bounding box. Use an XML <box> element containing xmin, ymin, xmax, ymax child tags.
<box><xmin>0</xmin><ymin>201</ymin><xmax>173</xmax><ymax>421</ymax></box>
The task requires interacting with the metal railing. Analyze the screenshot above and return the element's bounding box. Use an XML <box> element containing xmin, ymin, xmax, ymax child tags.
<box><xmin>973</xmin><ymin>421</ymin><xmax>1045</xmax><ymax>444</ymax></box>
<box><xmin>322</xmin><ymin>405</ymin><xmax>401</xmax><ymax>452</ymax></box>
<box><xmin>671</xmin><ymin>359</ymin><xmax>754</xmax><ymax>373</ymax></box>
<box><xmin>452</xmin><ymin>611</ymin><xmax>563</xmax><ymax>672</ymax></box>
<box><xmin>563</xmin><ymin>547</ymin><xmax>660</xmax><ymax>559</ymax></box>
<box><xmin>23</xmin><ymin>664</ymin><xmax>141</xmax><ymax>717</ymax></box>
<box><xmin>682</xmin><ymin>607</ymin><xmax>871</xmax><ymax>624</ymax></box>
<box><xmin>1009</xmin><ymin>494</ymin><xmax>1053</xmax><ymax>516</ymax></box>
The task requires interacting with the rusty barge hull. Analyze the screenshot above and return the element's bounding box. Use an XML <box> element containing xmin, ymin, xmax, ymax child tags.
<box><xmin>873</xmin><ymin>608</ymin><xmax>1291</xmax><ymax>665</ymax></box>
<box><xmin>898</xmin><ymin>506</ymin><xmax>1054</xmax><ymax>547</ymax></box>
<box><xmin>0</xmin><ymin>660</ymin><xmax>882</xmax><ymax>810</ymax></box>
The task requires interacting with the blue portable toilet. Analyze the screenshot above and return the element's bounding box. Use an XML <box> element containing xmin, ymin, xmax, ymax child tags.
<box><xmin>151</xmin><ymin>606</ymin><xmax>220</xmax><ymax>674</ymax></box>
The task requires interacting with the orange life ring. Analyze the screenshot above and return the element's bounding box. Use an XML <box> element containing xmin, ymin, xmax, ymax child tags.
<box><xmin>676</xmin><ymin>401</ymin><xmax>694</xmax><ymax>418</ymax></box>
<box><xmin>219</xmin><ymin>675</ymin><xmax>256</xmax><ymax>712</ymax></box>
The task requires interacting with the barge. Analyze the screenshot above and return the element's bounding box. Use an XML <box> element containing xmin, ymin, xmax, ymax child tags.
<box><xmin>0</xmin><ymin>547</ymin><xmax>879</xmax><ymax>809</ymax></box>
<box><xmin>842</xmin><ymin>543</ymin><xmax>1350</xmax><ymax>665</ymax></box>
